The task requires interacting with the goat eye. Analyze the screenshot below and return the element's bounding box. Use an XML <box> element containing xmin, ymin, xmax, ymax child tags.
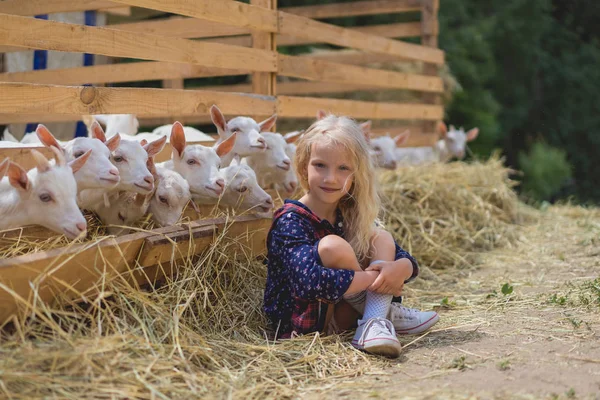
<box><xmin>118</xmin><ymin>212</ymin><xmax>125</xmax><ymax>222</ymax></box>
<box><xmin>73</xmin><ymin>151</ymin><xmax>85</xmax><ymax>158</ymax></box>
<box><xmin>237</xmin><ymin>186</ymin><xmax>248</xmax><ymax>193</ymax></box>
<box><xmin>374</xmin><ymin>147</ymin><xmax>380</xmax><ymax>151</ymax></box>
<box><xmin>113</xmin><ymin>155</ymin><xmax>124</xmax><ymax>162</ymax></box>
<box><xmin>39</xmin><ymin>193</ymin><xmax>52</xmax><ymax>202</ymax></box>
<box><xmin>159</xmin><ymin>196</ymin><xmax>168</xmax><ymax>205</ymax></box>
<box><xmin>187</xmin><ymin>159</ymin><xmax>196</xmax><ymax>165</ymax></box>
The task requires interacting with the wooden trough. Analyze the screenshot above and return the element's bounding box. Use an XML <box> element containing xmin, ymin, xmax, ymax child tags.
<box><xmin>0</xmin><ymin>0</ymin><xmax>443</xmax><ymax>325</ymax></box>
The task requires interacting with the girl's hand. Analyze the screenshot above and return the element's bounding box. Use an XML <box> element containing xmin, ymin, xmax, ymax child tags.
<box><xmin>365</xmin><ymin>259</ymin><xmax>413</xmax><ymax>296</ymax></box>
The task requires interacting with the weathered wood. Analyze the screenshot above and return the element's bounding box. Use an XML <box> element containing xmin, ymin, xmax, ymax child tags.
<box><xmin>207</xmin><ymin>22</ymin><xmax>422</xmax><ymax>48</ymax></box>
<box><xmin>0</xmin><ymin>62</ymin><xmax>248</xmax><ymax>86</ymax></box>
<box><xmin>251</xmin><ymin>0</ymin><xmax>277</xmax><ymax>118</ymax></box>
<box><xmin>0</xmin><ymin>0</ymin><xmax>120</xmax><ymax>16</ymax></box>
<box><xmin>277</xmin><ymin>96</ymin><xmax>444</xmax><ymax>120</ymax></box>
<box><xmin>0</xmin><ymin>215</ymin><xmax>270</xmax><ymax>325</ymax></box>
<box><xmin>99</xmin><ymin>6</ymin><xmax>131</xmax><ymax>16</ymax></box>
<box><xmin>110</xmin><ymin>0</ymin><xmax>278</xmax><ymax>32</ymax></box>
<box><xmin>278</xmin><ymin>13</ymin><xmax>444</xmax><ymax>65</ymax></box>
<box><xmin>281</xmin><ymin>0</ymin><xmax>421</xmax><ymax>19</ymax></box>
<box><xmin>0</xmin><ymin>83</ymin><xmax>276</xmax><ymax>119</ymax></box>
<box><xmin>278</xmin><ymin>54</ymin><xmax>443</xmax><ymax>93</ymax></box>
<box><xmin>0</xmin><ymin>13</ymin><xmax>277</xmax><ymax>73</ymax></box>
<box><xmin>420</xmin><ymin>0</ymin><xmax>442</xmax><ymax>136</ymax></box>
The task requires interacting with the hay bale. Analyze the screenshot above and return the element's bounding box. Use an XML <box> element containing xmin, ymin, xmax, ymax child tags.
<box><xmin>379</xmin><ymin>156</ymin><xmax>532</xmax><ymax>269</ymax></box>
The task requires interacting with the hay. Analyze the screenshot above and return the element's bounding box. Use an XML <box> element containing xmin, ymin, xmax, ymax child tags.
<box><xmin>0</xmin><ymin>159</ymin><xmax>535</xmax><ymax>398</ymax></box>
<box><xmin>379</xmin><ymin>156</ymin><xmax>533</xmax><ymax>269</ymax></box>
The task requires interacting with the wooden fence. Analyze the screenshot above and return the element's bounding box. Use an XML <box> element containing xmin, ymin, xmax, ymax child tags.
<box><xmin>0</xmin><ymin>0</ymin><xmax>443</xmax><ymax>324</ymax></box>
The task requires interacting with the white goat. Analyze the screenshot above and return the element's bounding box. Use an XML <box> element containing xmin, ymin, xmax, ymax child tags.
<box><xmin>95</xmin><ymin>157</ymin><xmax>193</xmax><ymax>234</ymax></box>
<box><xmin>159</xmin><ymin>121</ymin><xmax>235</xmax><ymax>203</ymax></box>
<box><xmin>369</xmin><ymin>130</ymin><xmax>410</xmax><ymax>170</ymax></box>
<box><xmin>395</xmin><ymin>122</ymin><xmax>480</xmax><ymax>165</ymax></box>
<box><xmin>205</xmin><ymin>157</ymin><xmax>274</xmax><ymax>216</ymax></box>
<box><xmin>35</xmin><ymin>123</ymin><xmax>121</xmax><ymax>191</ymax></box>
<box><xmin>244</xmin><ymin>131</ymin><xmax>291</xmax><ymax>187</ymax></box>
<box><xmin>2</xmin><ymin>128</ymin><xmax>18</xmax><ymax>143</ymax></box>
<box><xmin>78</xmin><ymin>135</ymin><xmax>166</xmax><ymax>210</ymax></box>
<box><xmin>210</xmin><ymin>105</ymin><xmax>275</xmax><ymax>167</ymax></box>
<box><xmin>0</xmin><ymin>148</ymin><xmax>91</xmax><ymax>239</ymax></box>
<box><xmin>83</xmin><ymin>114</ymin><xmax>139</xmax><ymax>137</ymax></box>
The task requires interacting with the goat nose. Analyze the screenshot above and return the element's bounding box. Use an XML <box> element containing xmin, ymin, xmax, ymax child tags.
<box><xmin>216</xmin><ymin>178</ymin><xmax>225</xmax><ymax>189</ymax></box>
<box><xmin>76</xmin><ymin>222</ymin><xmax>87</xmax><ymax>232</ymax></box>
<box><xmin>109</xmin><ymin>168</ymin><xmax>119</xmax><ymax>176</ymax></box>
<box><xmin>283</xmin><ymin>159</ymin><xmax>291</xmax><ymax>166</ymax></box>
<box><xmin>144</xmin><ymin>175</ymin><xmax>154</xmax><ymax>185</ymax></box>
<box><xmin>265</xmin><ymin>197</ymin><xmax>273</xmax><ymax>206</ymax></box>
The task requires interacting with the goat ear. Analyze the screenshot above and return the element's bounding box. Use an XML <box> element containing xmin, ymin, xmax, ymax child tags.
<box><xmin>438</xmin><ymin>121</ymin><xmax>448</xmax><ymax>137</ymax></box>
<box><xmin>7</xmin><ymin>161</ymin><xmax>29</xmax><ymax>192</ymax></box>
<box><xmin>139</xmin><ymin>139</ymin><xmax>148</xmax><ymax>146</ymax></box>
<box><xmin>216</xmin><ymin>131</ymin><xmax>236</xmax><ymax>157</ymax></box>
<box><xmin>170</xmin><ymin>121</ymin><xmax>186</xmax><ymax>158</ymax></box>
<box><xmin>394</xmin><ymin>130</ymin><xmax>410</xmax><ymax>146</ymax></box>
<box><xmin>146</xmin><ymin>156</ymin><xmax>158</xmax><ymax>178</ymax></box>
<box><xmin>316</xmin><ymin>109</ymin><xmax>327</xmax><ymax>120</ymax></box>
<box><xmin>49</xmin><ymin>146</ymin><xmax>67</xmax><ymax>167</ymax></box>
<box><xmin>105</xmin><ymin>133</ymin><xmax>121</xmax><ymax>152</ymax></box>
<box><xmin>90</xmin><ymin>120</ymin><xmax>107</xmax><ymax>142</ymax></box>
<box><xmin>449</xmin><ymin>124</ymin><xmax>456</xmax><ymax>132</ymax></box>
<box><xmin>36</xmin><ymin>124</ymin><xmax>63</xmax><ymax>152</ymax></box>
<box><xmin>144</xmin><ymin>135</ymin><xmax>167</xmax><ymax>157</ymax></box>
<box><xmin>0</xmin><ymin>158</ymin><xmax>10</xmax><ymax>178</ymax></box>
<box><xmin>230</xmin><ymin>154</ymin><xmax>241</xmax><ymax>167</ymax></box>
<box><xmin>258</xmin><ymin>114</ymin><xmax>277</xmax><ymax>132</ymax></box>
<box><xmin>30</xmin><ymin>149</ymin><xmax>52</xmax><ymax>173</ymax></box>
<box><xmin>359</xmin><ymin>121</ymin><xmax>372</xmax><ymax>143</ymax></box>
<box><xmin>68</xmin><ymin>148</ymin><xmax>92</xmax><ymax>174</ymax></box>
<box><xmin>466</xmin><ymin>127</ymin><xmax>479</xmax><ymax>142</ymax></box>
<box><xmin>284</xmin><ymin>130</ymin><xmax>303</xmax><ymax>144</ymax></box>
<box><xmin>210</xmin><ymin>104</ymin><xmax>227</xmax><ymax>134</ymax></box>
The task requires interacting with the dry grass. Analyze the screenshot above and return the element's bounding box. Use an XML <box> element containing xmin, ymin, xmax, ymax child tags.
<box><xmin>0</xmin><ymin>159</ymin><xmax>558</xmax><ymax>399</ymax></box>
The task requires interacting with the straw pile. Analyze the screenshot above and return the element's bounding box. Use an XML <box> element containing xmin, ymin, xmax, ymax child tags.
<box><xmin>379</xmin><ymin>156</ymin><xmax>531</xmax><ymax>269</ymax></box>
<box><xmin>0</xmin><ymin>158</ymin><xmax>532</xmax><ymax>398</ymax></box>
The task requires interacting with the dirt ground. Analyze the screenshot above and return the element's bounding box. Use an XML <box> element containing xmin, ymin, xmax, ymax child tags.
<box><xmin>306</xmin><ymin>206</ymin><xmax>600</xmax><ymax>400</ymax></box>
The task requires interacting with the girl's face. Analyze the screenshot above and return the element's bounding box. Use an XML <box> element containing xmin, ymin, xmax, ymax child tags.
<box><xmin>306</xmin><ymin>141</ymin><xmax>354</xmax><ymax>206</ymax></box>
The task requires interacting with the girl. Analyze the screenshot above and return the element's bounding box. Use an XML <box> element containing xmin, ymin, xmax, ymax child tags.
<box><xmin>263</xmin><ymin>115</ymin><xmax>438</xmax><ymax>358</ymax></box>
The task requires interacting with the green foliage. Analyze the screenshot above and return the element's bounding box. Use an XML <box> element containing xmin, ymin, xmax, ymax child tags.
<box><xmin>518</xmin><ymin>142</ymin><xmax>573</xmax><ymax>202</ymax></box>
<box><xmin>501</xmin><ymin>283</ymin><xmax>514</xmax><ymax>296</ymax></box>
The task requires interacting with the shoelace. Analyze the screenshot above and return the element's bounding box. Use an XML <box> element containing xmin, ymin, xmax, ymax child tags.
<box><xmin>358</xmin><ymin>318</ymin><xmax>396</xmax><ymax>343</ymax></box>
<box><xmin>391</xmin><ymin>304</ymin><xmax>418</xmax><ymax>320</ymax></box>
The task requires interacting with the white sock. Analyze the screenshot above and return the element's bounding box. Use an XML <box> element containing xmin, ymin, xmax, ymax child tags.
<box><xmin>359</xmin><ymin>291</ymin><xmax>392</xmax><ymax>325</ymax></box>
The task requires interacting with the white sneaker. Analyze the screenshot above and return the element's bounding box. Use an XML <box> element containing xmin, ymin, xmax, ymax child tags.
<box><xmin>389</xmin><ymin>304</ymin><xmax>439</xmax><ymax>334</ymax></box>
<box><xmin>351</xmin><ymin>318</ymin><xmax>402</xmax><ymax>358</ymax></box>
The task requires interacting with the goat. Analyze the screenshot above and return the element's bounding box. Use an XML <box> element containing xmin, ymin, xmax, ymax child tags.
<box><xmin>210</xmin><ymin>105</ymin><xmax>275</xmax><ymax>167</ymax></box>
<box><xmin>35</xmin><ymin>123</ymin><xmax>121</xmax><ymax>191</ymax></box>
<box><xmin>0</xmin><ymin>148</ymin><xmax>91</xmax><ymax>239</ymax></box>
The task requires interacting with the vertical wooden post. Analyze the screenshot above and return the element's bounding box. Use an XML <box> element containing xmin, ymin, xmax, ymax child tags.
<box><xmin>421</xmin><ymin>0</ymin><xmax>440</xmax><ymax>138</ymax></box>
<box><xmin>251</xmin><ymin>0</ymin><xmax>277</xmax><ymax>130</ymax></box>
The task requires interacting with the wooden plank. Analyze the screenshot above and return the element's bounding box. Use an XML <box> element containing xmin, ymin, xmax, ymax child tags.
<box><xmin>0</xmin><ymin>13</ymin><xmax>277</xmax><ymax>73</ymax></box>
<box><xmin>277</xmin><ymin>96</ymin><xmax>444</xmax><ymax>120</ymax></box>
<box><xmin>281</xmin><ymin>0</ymin><xmax>421</xmax><ymax>19</ymax></box>
<box><xmin>301</xmin><ymin>50</ymin><xmax>408</xmax><ymax>66</ymax></box>
<box><xmin>208</xmin><ymin>22</ymin><xmax>422</xmax><ymax>48</ymax></box>
<box><xmin>370</xmin><ymin>126</ymin><xmax>439</xmax><ymax>147</ymax></box>
<box><xmin>251</xmin><ymin>0</ymin><xmax>277</xmax><ymax>100</ymax></box>
<box><xmin>109</xmin><ymin>0</ymin><xmax>278</xmax><ymax>32</ymax></box>
<box><xmin>0</xmin><ymin>62</ymin><xmax>248</xmax><ymax>86</ymax></box>
<box><xmin>200</xmin><ymin>81</ymin><xmax>373</xmax><ymax>95</ymax></box>
<box><xmin>0</xmin><ymin>22</ymin><xmax>422</xmax><ymax>55</ymax></box>
<box><xmin>278</xmin><ymin>54</ymin><xmax>443</xmax><ymax>93</ymax></box>
<box><xmin>420</xmin><ymin>0</ymin><xmax>441</xmax><ymax>136</ymax></box>
<box><xmin>0</xmin><ymin>0</ymin><xmax>120</xmax><ymax>16</ymax></box>
<box><xmin>0</xmin><ymin>82</ymin><xmax>276</xmax><ymax>119</ymax></box>
<box><xmin>0</xmin><ymin>215</ymin><xmax>270</xmax><ymax>325</ymax></box>
<box><xmin>278</xmin><ymin>13</ymin><xmax>444</xmax><ymax>65</ymax></box>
